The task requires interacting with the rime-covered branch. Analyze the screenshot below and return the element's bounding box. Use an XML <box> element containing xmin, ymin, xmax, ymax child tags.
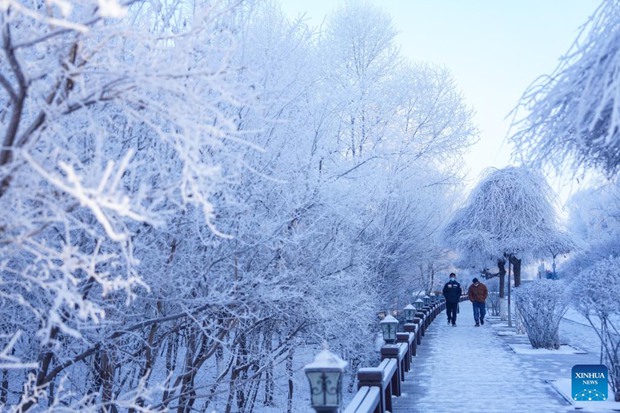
<box><xmin>511</xmin><ymin>0</ymin><xmax>620</xmax><ymax>177</ymax></box>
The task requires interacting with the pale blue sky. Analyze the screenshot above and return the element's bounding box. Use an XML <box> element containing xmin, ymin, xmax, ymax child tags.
<box><xmin>280</xmin><ymin>0</ymin><xmax>600</xmax><ymax>192</ymax></box>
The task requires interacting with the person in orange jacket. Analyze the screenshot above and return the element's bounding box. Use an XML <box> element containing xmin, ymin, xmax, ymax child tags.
<box><xmin>468</xmin><ymin>278</ymin><xmax>488</xmax><ymax>327</ymax></box>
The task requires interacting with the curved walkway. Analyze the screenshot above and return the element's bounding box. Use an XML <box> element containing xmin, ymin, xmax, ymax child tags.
<box><xmin>392</xmin><ymin>301</ymin><xmax>583</xmax><ymax>413</ymax></box>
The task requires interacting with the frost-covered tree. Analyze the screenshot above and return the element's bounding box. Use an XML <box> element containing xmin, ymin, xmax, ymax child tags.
<box><xmin>564</xmin><ymin>181</ymin><xmax>620</xmax><ymax>276</ymax></box>
<box><xmin>0</xmin><ymin>0</ymin><xmax>258</xmax><ymax>410</ymax></box>
<box><xmin>570</xmin><ymin>256</ymin><xmax>620</xmax><ymax>401</ymax></box>
<box><xmin>318</xmin><ymin>1</ymin><xmax>477</xmax><ymax>310</ymax></box>
<box><xmin>443</xmin><ymin>166</ymin><xmax>573</xmax><ymax>285</ymax></box>
<box><xmin>0</xmin><ymin>0</ymin><xmax>479</xmax><ymax>411</ymax></box>
<box><xmin>203</xmin><ymin>1</ymin><xmax>477</xmax><ymax>406</ymax></box>
<box><xmin>511</xmin><ymin>0</ymin><xmax>620</xmax><ymax>177</ymax></box>
<box><xmin>442</xmin><ymin>166</ymin><xmax>574</xmax><ymax>321</ymax></box>
<box><xmin>514</xmin><ymin>279</ymin><xmax>568</xmax><ymax>349</ymax></box>
<box><xmin>564</xmin><ymin>183</ymin><xmax>620</xmax><ymax>401</ymax></box>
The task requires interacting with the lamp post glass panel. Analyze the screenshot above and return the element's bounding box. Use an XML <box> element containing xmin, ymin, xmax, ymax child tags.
<box><xmin>404</xmin><ymin>304</ymin><xmax>416</xmax><ymax>322</ymax></box>
<box><xmin>380</xmin><ymin>314</ymin><xmax>399</xmax><ymax>344</ymax></box>
<box><xmin>415</xmin><ymin>298</ymin><xmax>424</xmax><ymax>310</ymax></box>
<box><xmin>304</xmin><ymin>349</ymin><xmax>347</xmax><ymax>412</ymax></box>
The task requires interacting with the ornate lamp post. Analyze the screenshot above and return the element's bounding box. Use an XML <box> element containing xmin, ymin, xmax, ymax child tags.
<box><xmin>423</xmin><ymin>294</ymin><xmax>431</xmax><ymax>306</ymax></box>
<box><xmin>380</xmin><ymin>314</ymin><xmax>399</xmax><ymax>344</ymax></box>
<box><xmin>414</xmin><ymin>298</ymin><xmax>424</xmax><ymax>310</ymax></box>
<box><xmin>403</xmin><ymin>304</ymin><xmax>416</xmax><ymax>323</ymax></box>
<box><xmin>304</xmin><ymin>348</ymin><xmax>347</xmax><ymax>413</ymax></box>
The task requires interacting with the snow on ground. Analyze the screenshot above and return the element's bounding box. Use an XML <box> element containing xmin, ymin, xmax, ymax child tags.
<box><xmin>507</xmin><ymin>343</ymin><xmax>586</xmax><ymax>354</ymax></box>
<box><xmin>390</xmin><ymin>301</ymin><xmax>620</xmax><ymax>413</ymax></box>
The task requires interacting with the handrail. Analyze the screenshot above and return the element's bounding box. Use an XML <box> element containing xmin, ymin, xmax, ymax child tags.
<box><xmin>343</xmin><ymin>386</ymin><xmax>380</xmax><ymax>413</ymax></box>
<box><xmin>342</xmin><ymin>297</ymin><xmax>459</xmax><ymax>413</ymax></box>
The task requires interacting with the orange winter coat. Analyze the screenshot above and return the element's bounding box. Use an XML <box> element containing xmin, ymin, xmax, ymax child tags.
<box><xmin>468</xmin><ymin>283</ymin><xmax>488</xmax><ymax>303</ymax></box>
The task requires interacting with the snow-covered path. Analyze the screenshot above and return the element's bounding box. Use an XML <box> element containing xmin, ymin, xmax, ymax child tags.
<box><xmin>391</xmin><ymin>301</ymin><xmax>583</xmax><ymax>413</ymax></box>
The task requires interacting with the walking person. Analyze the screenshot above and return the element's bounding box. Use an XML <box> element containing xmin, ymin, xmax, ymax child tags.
<box><xmin>442</xmin><ymin>273</ymin><xmax>462</xmax><ymax>327</ymax></box>
<box><xmin>468</xmin><ymin>277</ymin><xmax>489</xmax><ymax>327</ymax></box>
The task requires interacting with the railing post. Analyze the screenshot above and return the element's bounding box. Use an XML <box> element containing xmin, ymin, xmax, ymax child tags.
<box><xmin>414</xmin><ymin>312</ymin><xmax>425</xmax><ymax>338</ymax></box>
<box><xmin>380</xmin><ymin>345</ymin><xmax>401</xmax><ymax>397</ymax></box>
<box><xmin>422</xmin><ymin>307</ymin><xmax>430</xmax><ymax>329</ymax></box>
<box><xmin>358</xmin><ymin>368</ymin><xmax>385</xmax><ymax>413</ymax></box>
<box><xmin>396</xmin><ymin>333</ymin><xmax>411</xmax><ymax>372</ymax></box>
<box><xmin>403</xmin><ymin>323</ymin><xmax>418</xmax><ymax>356</ymax></box>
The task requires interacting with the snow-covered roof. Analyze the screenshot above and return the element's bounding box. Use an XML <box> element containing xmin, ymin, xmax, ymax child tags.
<box><xmin>304</xmin><ymin>349</ymin><xmax>347</xmax><ymax>370</ymax></box>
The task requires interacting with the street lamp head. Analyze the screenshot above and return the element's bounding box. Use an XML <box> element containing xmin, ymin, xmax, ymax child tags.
<box><xmin>304</xmin><ymin>348</ymin><xmax>347</xmax><ymax>412</ymax></box>
<box><xmin>414</xmin><ymin>298</ymin><xmax>424</xmax><ymax>310</ymax></box>
<box><xmin>380</xmin><ymin>314</ymin><xmax>398</xmax><ymax>344</ymax></box>
<box><xmin>423</xmin><ymin>295</ymin><xmax>431</xmax><ymax>306</ymax></box>
<box><xmin>403</xmin><ymin>304</ymin><xmax>416</xmax><ymax>323</ymax></box>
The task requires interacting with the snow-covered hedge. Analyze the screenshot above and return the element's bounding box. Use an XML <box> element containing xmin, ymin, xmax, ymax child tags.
<box><xmin>570</xmin><ymin>256</ymin><xmax>620</xmax><ymax>401</ymax></box>
<box><xmin>514</xmin><ymin>279</ymin><xmax>568</xmax><ymax>350</ymax></box>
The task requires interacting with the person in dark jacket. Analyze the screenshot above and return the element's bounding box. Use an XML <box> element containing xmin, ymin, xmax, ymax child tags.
<box><xmin>442</xmin><ymin>272</ymin><xmax>462</xmax><ymax>326</ymax></box>
<box><xmin>468</xmin><ymin>277</ymin><xmax>489</xmax><ymax>326</ymax></box>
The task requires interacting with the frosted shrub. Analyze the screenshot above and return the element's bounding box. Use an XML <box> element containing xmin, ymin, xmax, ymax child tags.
<box><xmin>571</xmin><ymin>256</ymin><xmax>620</xmax><ymax>401</ymax></box>
<box><xmin>514</xmin><ymin>279</ymin><xmax>568</xmax><ymax>349</ymax></box>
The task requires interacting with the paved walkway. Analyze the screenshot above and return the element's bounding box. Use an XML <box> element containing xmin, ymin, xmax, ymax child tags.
<box><xmin>391</xmin><ymin>301</ymin><xmax>607</xmax><ymax>413</ymax></box>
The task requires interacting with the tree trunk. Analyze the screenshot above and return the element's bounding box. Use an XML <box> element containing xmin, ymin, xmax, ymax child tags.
<box><xmin>204</xmin><ymin>354</ymin><xmax>235</xmax><ymax>411</ymax></box>
<box><xmin>497</xmin><ymin>259</ymin><xmax>508</xmax><ymax>320</ymax></box>
<box><xmin>347</xmin><ymin>357</ymin><xmax>361</xmax><ymax>393</ymax></box>
<box><xmin>234</xmin><ymin>336</ymin><xmax>248</xmax><ymax>413</ymax></box>
<box><xmin>507</xmin><ymin>257</ymin><xmax>512</xmax><ymax>327</ymax></box>
<box><xmin>177</xmin><ymin>331</ymin><xmax>198</xmax><ymax>413</ymax></box>
<box><xmin>161</xmin><ymin>334</ymin><xmax>179</xmax><ymax>409</ymax></box>
<box><xmin>225</xmin><ymin>359</ymin><xmax>238</xmax><ymax>413</ymax></box>
<box><xmin>19</xmin><ymin>327</ymin><xmax>60</xmax><ymax>411</ymax></box>
<box><xmin>286</xmin><ymin>347</ymin><xmax>294</xmax><ymax>413</ymax></box>
<box><xmin>99</xmin><ymin>350</ymin><xmax>118</xmax><ymax>413</ymax></box>
<box><xmin>510</xmin><ymin>255</ymin><xmax>522</xmax><ymax>287</ymax></box>
<box><xmin>497</xmin><ymin>259</ymin><xmax>506</xmax><ymax>298</ymax></box>
<box><xmin>262</xmin><ymin>330</ymin><xmax>274</xmax><ymax>406</ymax></box>
<box><xmin>1</xmin><ymin>358</ymin><xmax>8</xmax><ymax>404</ymax></box>
<box><xmin>133</xmin><ymin>321</ymin><xmax>158</xmax><ymax>412</ymax></box>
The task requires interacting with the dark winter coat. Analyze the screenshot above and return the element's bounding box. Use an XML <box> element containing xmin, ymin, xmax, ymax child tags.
<box><xmin>442</xmin><ymin>280</ymin><xmax>462</xmax><ymax>303</ymax></box>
